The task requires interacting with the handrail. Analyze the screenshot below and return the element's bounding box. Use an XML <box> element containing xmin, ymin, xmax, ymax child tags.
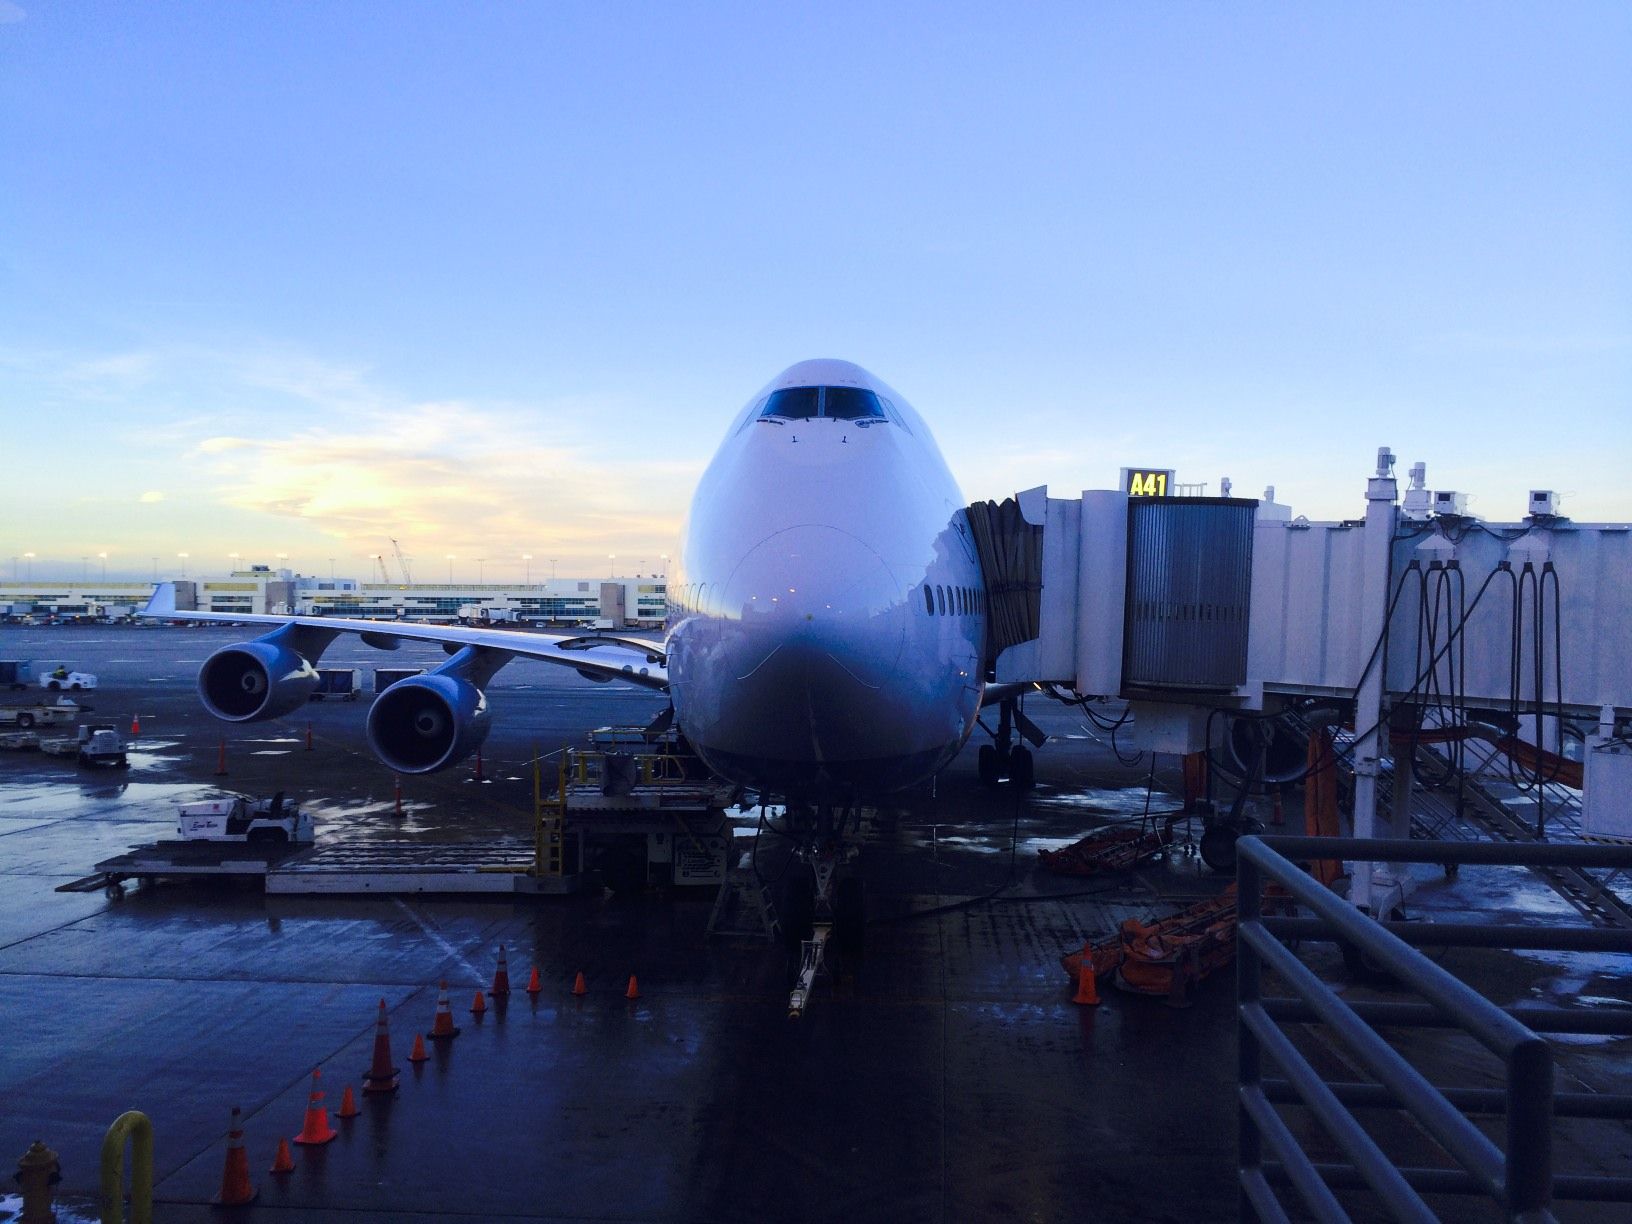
<box><xmin>1237</xmin><ymin>834</ymin><xmax>1632</xmax><ymax>1223</ymax></box>
<box><xmin>100</xmin><ymin>1110</ymin><xmax>153</xmax><ymax>1224</ymax></box>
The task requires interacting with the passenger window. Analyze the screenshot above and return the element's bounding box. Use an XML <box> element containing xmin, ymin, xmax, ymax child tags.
<box><xmin>923</xmin><ymin>586</ymin><xmax>934</xmax><ymax>615</ymax></box>
<box><xmin>936</xmin><ymin>586</ymin><xmax>946</xmax><ymax>615</ymax></box>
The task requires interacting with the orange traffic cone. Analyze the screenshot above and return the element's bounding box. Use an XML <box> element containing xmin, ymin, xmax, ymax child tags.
<box><xmin>213</xmin><ymin>1106</ymin><xmax>258</xmax><ymax>1205</ymax></box>
<box><xmin>1072</xmin><ymin>963</ymin><xmax>1101</xmax><ymax>1006</ymax></box>
<box><xmin>361</xmin><ymin>998</ymin><xmax>399</xmax><ymax>1094</ymax></box>
<box><xmin>470</xmin><ymin>989</ymin><xmax>487</xmax><ymax>1016</ymax></box>
<box><xmin>292</xmin><ymin>1068</ymin><xmax>338</xmax><ymax>1145</ymax></box>
<box><xmin>269</xmin><ymin>1137</ymin><xmax>295</xmax><ymax>1175</ymax></box>
<box><xmin>625</xmin><ymin>974</ymin><xmax>640</xmax><ymax>1001</ymax></box>
<box><xmin>336</xmin><ymin>1084</ymin><xmax>360</xmax><ymax>1119</ymax></box>
<box><xmin>572</xmin><ymin>971</ymin><xmax>587</xmax><ymax>996</ymax></box>
<box><xmin>407</xmin><ymin>1033</ymin><xmax>428</xmax><ymax>1063</ymax></box>
<box><xmin>491</xmin><ymin>946</ymin><xmax>511</xmax><ymax>996</ymax></box>
<box><xmin>525</xmin><ymin>965</ymin><xmax>542</xmax><ymax>995</ymax></box>
<box><xmin>428</xmin><ymin>980</ymin><xmax>460</xmax><ymax>1041</ymax></box>
<box><xmin>130</xmin><ymin>713</ymin><xmax>141</xmax><ymax>736</ymax></box>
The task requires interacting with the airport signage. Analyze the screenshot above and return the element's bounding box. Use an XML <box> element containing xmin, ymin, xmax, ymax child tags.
<box><xmin>1121</xmin><ymin>467</ymin><xmax>1176</xmax><ymax>498</ymax></box>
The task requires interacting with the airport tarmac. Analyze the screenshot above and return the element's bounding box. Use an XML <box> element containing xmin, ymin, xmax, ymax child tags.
<box><xmin>1</xmin><ymin>626</ymin><xmax>1628</xmax><ymax>1222</ymax></box>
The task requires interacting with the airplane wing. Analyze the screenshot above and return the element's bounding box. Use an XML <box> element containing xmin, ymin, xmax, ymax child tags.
<box><xmin>140</xmin><ymin>582</ymin><xmax>668</xmax><ymax>690</ymax></box>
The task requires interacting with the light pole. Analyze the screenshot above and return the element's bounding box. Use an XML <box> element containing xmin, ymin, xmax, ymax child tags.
<box><xmin>660</xmin><ymin>553</ymin><xmax>669</xmax><ymax>578</ymax></box>
<box><xmin>98</xmin><ymin>551</ymin><xmax>107</xmax><ymax>582</ymax></box>
<box><xmin>478</xmin><ymin>558</ymin><xmax>485</xmax><ymax>584</ymax></box>
<box><xmin>608</xmin><ymin>554</ymin><xmax>616</xmax><ymax>578</ymax></box>
<box><xmin>523</xmin><ymin>554</ymin><xmax>532</xmax><ymax>584</ymax></box>
<box><xmin>177</xmin><ymin>552</ymin><xmax>188</xmax><ymax>579</ymax></box>
<box><xmin>151</xmin><ymin>557</ymin><xmax>159</xmax><ymax>581</ymax></box>
<box><xmin>276</xmin><ymin>552</ymin><xmax>289</xmax><ymax>574</ymax></box>
<box><xmin>228</xmin><ymin>552</ymin><xmax>240</xmax><ymax>574</ymax></box>
<box><xmin>550</xmin><ymin>558</ymin><xmax>557</xmax><ymax>581</ymax></box>
<box><xmin>446</xmin><ymin>554</ymin><xmax>455</xmax><ymax>584</ymax></box>
<box><xmin>328</xmin><ymin>557</ymin><xmax>335</xmax><ymax>580</ymax></box>
<box><xmin>23</xmin><ymin>552</ymin><xmax>33</xmax><ymax>581</ymax></box>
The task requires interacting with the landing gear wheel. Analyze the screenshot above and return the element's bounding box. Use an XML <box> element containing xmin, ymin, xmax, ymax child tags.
<box><xmin>1198</xmin><ymin>824</ymin><xmax>1239</xmax><ymax>874</ymax></box>
<box><xmin>1010</xmin><ymin>747</ymin><xmax>1035</xmax><ymax>790</ymax></box>
<box><xmin>834</xmin><ymin>877</ymin><xmax>865</xmax><ymax>955</ymax></box>
<box><xmin>978</xmin><ymin>744</ymin><xmax>1000</xmax><ymax>786</ymax></box>
<box><xmin>781</xmin><ymin>873</ymin><xmax>815</xmax><ymax>950</ymax></box>
<box><xmin>16</xmin><ymin>712</ymin><xmax>33</xmax><ymax>729</ymax></box>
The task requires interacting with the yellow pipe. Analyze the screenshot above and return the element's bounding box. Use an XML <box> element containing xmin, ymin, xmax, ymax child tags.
<box><xmin>100</xmin><ymin>1110</ymin><xmax>152</xmax><ymax>1224</ymax></box>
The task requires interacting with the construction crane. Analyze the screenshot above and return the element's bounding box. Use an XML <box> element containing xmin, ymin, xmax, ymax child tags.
<box><xmin>390</xmin><ymin>538</ymin><xmax>414</xmax><ymax>585</ymax></box>
<box><xmin>372</xmin><ymin>554</ymin><xmax>391</xmax><ymax>584</ymax></box>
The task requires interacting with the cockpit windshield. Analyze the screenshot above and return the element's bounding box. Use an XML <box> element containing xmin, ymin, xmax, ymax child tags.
<box><xmin>759</xmin><ymin>386</ymin><xmax>887</xmax><ymax>422</ymax></box>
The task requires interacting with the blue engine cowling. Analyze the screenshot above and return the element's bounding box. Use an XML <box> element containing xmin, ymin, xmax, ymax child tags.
<box><xmin>198</xmin><ymin>641</ymin><xmax>320</xmax><ymax>722</ymax></box>
<box><xmin>365</xmin><ymin>673</ymin><xmax>491</xmax><ymax>774</ymax></box>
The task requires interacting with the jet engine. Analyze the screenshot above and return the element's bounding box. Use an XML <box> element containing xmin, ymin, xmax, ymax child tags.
<box><xmin>198</xmin><ymin>641</ymin><xmax>321</xmax><ymax>722</ymax></box>
<box><xmin>365</xmin><ymin>673</ymin><xmax>491</xmax><ymax>774</ymax></box>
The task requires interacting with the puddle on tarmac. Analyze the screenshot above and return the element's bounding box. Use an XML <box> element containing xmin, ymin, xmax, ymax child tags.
<box><xmin>1026</xmin><ymin>785</ymin><xmax>1176</xmax><ymax>817</ymax></box>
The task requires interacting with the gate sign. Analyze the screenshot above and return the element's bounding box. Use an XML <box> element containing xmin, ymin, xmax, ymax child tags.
<box><xmin>1121</xmin><ymin>467</ymin><xmax>1176</xmax><ymax>498</ymax></box>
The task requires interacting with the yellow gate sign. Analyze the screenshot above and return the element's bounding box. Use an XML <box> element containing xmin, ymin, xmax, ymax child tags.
<box><xmin>1121</xmin><ymin>467</ymin><xmax>1176</xmax><ymax>498</ymax></box>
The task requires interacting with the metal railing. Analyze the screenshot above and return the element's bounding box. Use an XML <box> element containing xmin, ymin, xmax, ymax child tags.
<box><xmin>1237</xmin><ymin>835</ymin><xmax>1632</xmax><ymax>1222</ymax></box>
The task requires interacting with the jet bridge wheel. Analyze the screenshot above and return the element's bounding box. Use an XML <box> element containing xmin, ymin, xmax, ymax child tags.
<box><xmin>1199</xmin><ymin>824</ymin><xmax>1239</xmax><ymax>874</ymax></box>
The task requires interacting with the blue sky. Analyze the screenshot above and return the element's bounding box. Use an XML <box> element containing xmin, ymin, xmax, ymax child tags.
<box><xmin>3</xmin><ymin>2</ymin><xmax>1627</xmax><ymax>583</ymax></box>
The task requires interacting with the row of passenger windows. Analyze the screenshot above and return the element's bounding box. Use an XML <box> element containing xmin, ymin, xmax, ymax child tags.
<box><xmin>923</xmin><ymin>583</ymin><xmax>983</xmax><ymax>617</ymax></box>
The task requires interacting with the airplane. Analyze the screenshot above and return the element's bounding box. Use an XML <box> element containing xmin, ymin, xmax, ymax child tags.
<box><xmin>144</xmin><ymin>358</ymin><xmax>1044</xmax><ymax>964</ymax></box>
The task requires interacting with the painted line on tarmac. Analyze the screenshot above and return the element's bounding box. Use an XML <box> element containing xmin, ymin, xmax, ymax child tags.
<box><xmin>392</xmin><ymin>897</ymin><xmax>483</xmax><ymax>980</ymax></box>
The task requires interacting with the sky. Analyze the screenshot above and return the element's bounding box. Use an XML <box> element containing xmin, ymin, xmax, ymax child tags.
<box><xmin>2</xmin><ymin>2</ymin><xmax>1628</xmax><ymax>584</ymax></box>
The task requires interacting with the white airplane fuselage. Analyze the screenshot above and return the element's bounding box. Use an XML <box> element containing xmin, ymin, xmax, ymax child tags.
<box><xmin>666</xmin><ymin>359</ymin><xmax>987</xmax><ymax>798</ymax></box>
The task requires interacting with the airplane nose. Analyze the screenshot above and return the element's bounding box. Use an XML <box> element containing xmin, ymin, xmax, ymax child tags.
<box><xmin>722</xmin><ymin>525</ymin><xmax>906</xmax><ymax>690</ymax></box>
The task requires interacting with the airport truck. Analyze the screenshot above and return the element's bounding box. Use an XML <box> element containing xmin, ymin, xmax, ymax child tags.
<box><xmin>76</xmin><ymin>724</ymin><xmax>128</xmax><ymax>768</ymax></box>
<box><xmin>177</xmin><ymin>794</ymin><xmax>313</xmax><ymax>844</ymax></box>
<box><xmin>0</xmin><ymin>697</ymin><xmax>82</xmax><ymax>729</ymax></box>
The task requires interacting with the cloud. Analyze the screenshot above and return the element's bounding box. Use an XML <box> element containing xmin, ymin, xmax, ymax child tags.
<box><xmin>189</xmin><ymin>398</ymin><xmax>701</xmax><ymax>559</ymax></box>
<box><xmin>138</xmin><ymin>491</ymin><xmax>166</xmax><ymax>503</ymax></box>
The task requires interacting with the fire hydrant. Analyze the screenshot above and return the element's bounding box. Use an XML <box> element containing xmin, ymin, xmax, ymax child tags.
<box><xmin>15</xmin><ymin>1139</ymin><xmax>62</xmax><ymax>1223</ymax></box>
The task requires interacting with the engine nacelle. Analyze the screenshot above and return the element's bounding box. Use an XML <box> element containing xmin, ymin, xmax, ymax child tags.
<box><xmin>366</xmin><ymin>673</ymin><xmax>491</xmax><ymax>774</ymax></box>
<box><xmin>198</xmin><ymin>641</ymin><xmax>320</xmax><ymax>722</ymax></box>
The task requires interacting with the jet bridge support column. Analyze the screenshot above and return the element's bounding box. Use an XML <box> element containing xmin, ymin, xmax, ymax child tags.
<box><xmin>1349</xmin><ymin>451</ymin><xmax>1398</xmax><ymax>914</ymax></box>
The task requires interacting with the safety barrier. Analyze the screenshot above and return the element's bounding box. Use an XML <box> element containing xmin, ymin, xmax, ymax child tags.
<box><xmin>1236</xmin><ymin>835</ymin><xmax>1632</xmax><ymax>1222</ymax></box>
<box><xmin>100</xmin><ymin>1110</ymin><xmax>153</xmax><ymax>1224</ymax></box>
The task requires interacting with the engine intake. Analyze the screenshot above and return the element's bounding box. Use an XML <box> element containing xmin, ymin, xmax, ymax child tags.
<box><xmin>366</xmin><ymin>673</ymin><xmax>490</xmax><ymax>774</ymax></box>
<box><xmin>199</xmin><ymin>642</ymin><xmax>320</xmax><ymax>722</ymax></box>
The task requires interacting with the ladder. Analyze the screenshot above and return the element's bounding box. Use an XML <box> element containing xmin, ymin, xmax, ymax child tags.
<box><xmin>532</xmin><ymin>749</ymin><xmax>567</xmax><ymax>878</ymax></box>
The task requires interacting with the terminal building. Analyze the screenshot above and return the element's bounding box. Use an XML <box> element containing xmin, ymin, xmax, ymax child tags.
<box><xmin>0</xmin><ymin>566</ymin><xmax>667</xmax><ymax>628</ymax></box>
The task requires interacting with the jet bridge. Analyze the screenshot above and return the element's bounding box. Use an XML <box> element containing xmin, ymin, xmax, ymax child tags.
<box><xmin>975</xmin><ymin>450</ymin><xmax>1632</xmax><ymax>904</ymax></box>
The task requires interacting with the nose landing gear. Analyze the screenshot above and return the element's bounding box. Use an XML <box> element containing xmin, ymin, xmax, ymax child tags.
<box><xmin>976</xmin><ymin>696</ymin><xmax>1040</xmax><ymax>789</ymax></box>
<box><xmin>780</xmin><ymin>802</ymin><xmax>866</xmax><ymax>1019</ymax></box>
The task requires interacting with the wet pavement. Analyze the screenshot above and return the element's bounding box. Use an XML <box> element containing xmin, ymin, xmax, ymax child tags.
<box><xmin>0</xmin><ymin>626</ymin><xmax>1628</xmax><ymax>1221</ymax></box>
